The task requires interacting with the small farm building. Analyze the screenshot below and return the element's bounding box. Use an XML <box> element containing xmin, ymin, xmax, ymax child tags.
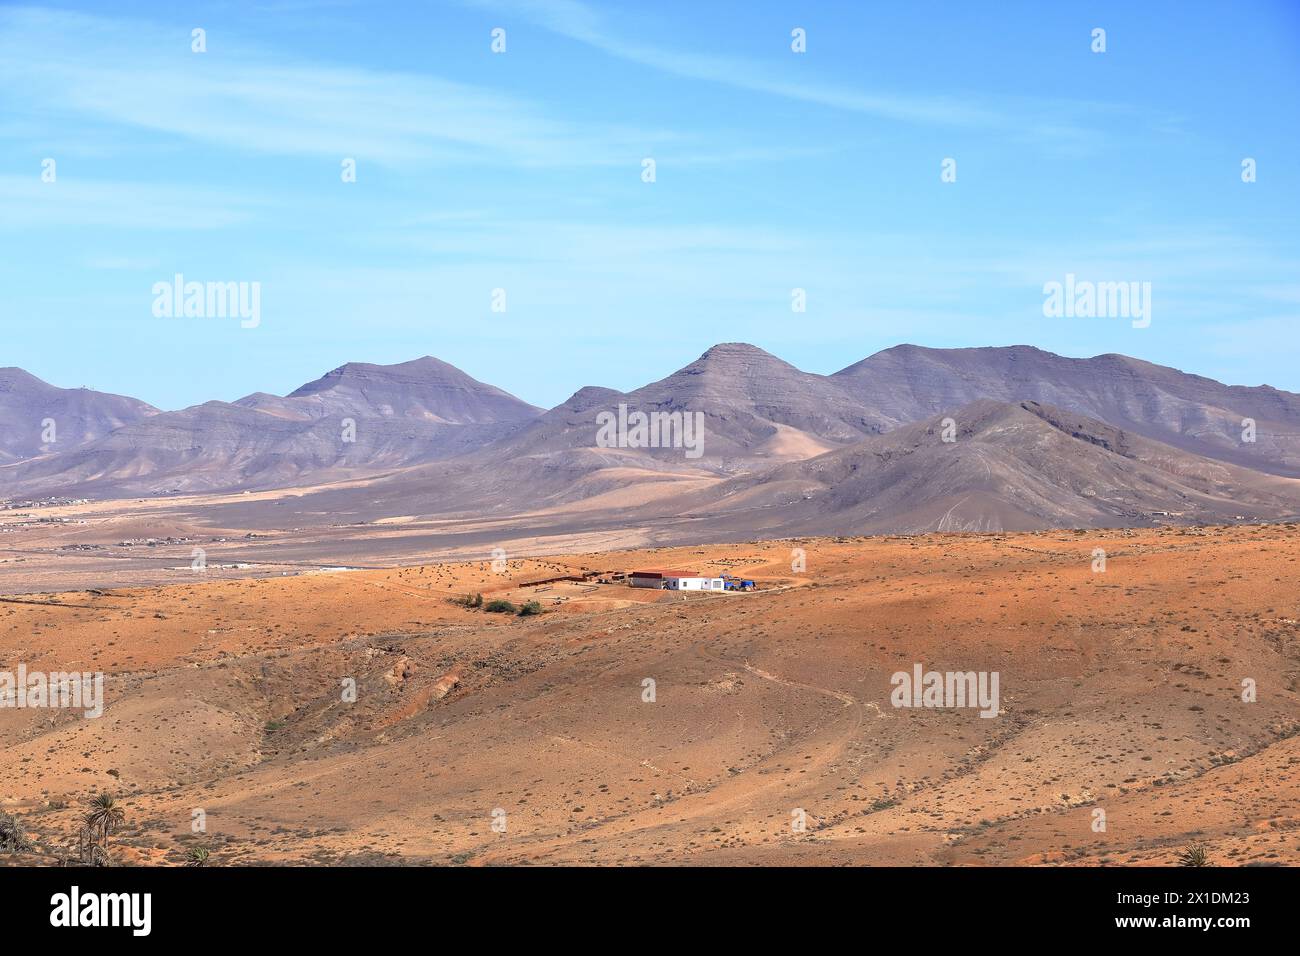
<box><xmin>628</xmin><ymin>569</ymin><xmax>726</xmax><ymax>591</ymax></box>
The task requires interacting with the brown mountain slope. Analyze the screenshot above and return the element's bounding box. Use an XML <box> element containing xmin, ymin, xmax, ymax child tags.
<box><xmin>0</xmin><ymin>367</ymin><xmax>158</xmax><ymax>465</ymax></box>
<box><xmin>454</xmin><ymin>342</ymin><xmax>887</xmax><ymax>464</ymax></box>
<box><xmin>625</xmin><ymin>342</ymin><xmax>891</xmax><ymax>451</ymax></box>
<box><xmin>1</xmin><ymin>358</ymin><xmax>541</xmax><ymax>496</ymax></box>
<box><xmin>237</xmin><ymin>355</ymin><xmax>542</xmax><ymax>425</ymax></box>
<box><xmin>8</xmin><ymin>343</ymin><xmax>1300</xmax><ymax>535</ymax></box>
<box><xmin>272</xmin><ymin>343</ymin><xmax>891</xmax><ymax>521</ymax></box>
<box><xmin>689</xmin><ymin>400</ymin><xmax>1300</xmax><ymax>536</ymax></box>
<box><xmin>833</xmin><ymin>344</ymin><xmax>1300</xmax><ymax>477</ymax></box>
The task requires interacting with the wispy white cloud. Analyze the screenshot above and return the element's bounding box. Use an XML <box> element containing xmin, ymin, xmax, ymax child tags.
<box><xmin>469</xmin><ymin>0</ymin><xmax>1104</xmax><ymax>138</ymax></box>
<box><xmin>0</xmin><ymin>6</ymin><xmax>670</xmax><ymax>168</ymax></box>
<box><xmin>0</xmin><ymin>175</ymin><xmax>263</xmax><ymax>229</ymax></box>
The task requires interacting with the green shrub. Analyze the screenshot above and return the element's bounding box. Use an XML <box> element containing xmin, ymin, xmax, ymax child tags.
<box><xmin>185</xmin><ymin>845</ymin><xmax>212</xmax><ymax>867</ymax></box>
<box><xmin>1178</xmin><ymin>842</ymin><xmax>1210</xmax><ymax>867</ymax></box>
<box><xmin>0</xmin><ymin>810</ymin><xmax>34</xmax><ymax>852</ymax></box>
<box><xmin>484</xmin><ymin>599</ymin><xmax>517</xmax><ymax>614</ymax></box>
<box><xmin>518</xmin><ymin>600</ymin><xmax>543</xmax><ymax>616</ymax></box>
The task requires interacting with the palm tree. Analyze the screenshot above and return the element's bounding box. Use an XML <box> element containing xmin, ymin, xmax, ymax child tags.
<box><xmin>185</xmin><ymin>845</ymin><xmax>211</xmax><ymax>867</ymax></box>
<box><xmin>77</xmin><ymin>827</ymin><xmax>109</xmax><ymax>866</ymax></box>
<box><xmin>81</xmin><ymin>793</ymin><xmax>126</xmax><ymax>864</ymax></box>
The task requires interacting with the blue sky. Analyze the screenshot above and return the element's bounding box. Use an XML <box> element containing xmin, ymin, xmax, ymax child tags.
<box><xmin>1</xmin><ymin>0</ymin><xmax>1297</xmax><ymax>410</ymax></box>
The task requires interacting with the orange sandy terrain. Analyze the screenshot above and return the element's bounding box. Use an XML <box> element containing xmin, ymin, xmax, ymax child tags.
<box><xmin>1</xmin><ymin>525</ymin><xmax>1297</xmax><ymax>866</ymax></box>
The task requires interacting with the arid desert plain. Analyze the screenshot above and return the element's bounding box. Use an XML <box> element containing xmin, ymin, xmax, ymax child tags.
<box><xmin>2</xmin><ymin>522</ymin><xmax>1296</xmax><ymax>866</ymax></box>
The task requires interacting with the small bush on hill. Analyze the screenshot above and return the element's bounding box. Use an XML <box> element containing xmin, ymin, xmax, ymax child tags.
<box><xmin>0</xmin><ymin>810</ymin><xmax>34</xmax><ymax>852</ymax></box>
<box><xmin>1178</xmin><ymin>842</ymin><xmax>1210</xmax><ymax>867</ymax></box>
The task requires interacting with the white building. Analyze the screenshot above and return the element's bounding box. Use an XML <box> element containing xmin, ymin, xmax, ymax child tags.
<box><xmin>628</xmin><ymin>569</ymin><xmax>725</xmax><ymax>591</ymax></box>
<box><xmin>664</xmin><ymin>575</ymin><xmax>726</xmax><ymax>591</ymax></box>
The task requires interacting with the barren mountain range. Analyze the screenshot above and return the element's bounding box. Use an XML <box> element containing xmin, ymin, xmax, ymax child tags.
<box><xmin>2</xmin><ymin>357</ymin><xmax>541</xmax><ymax>495</ymax></box>
<box><xmin>3</xmin><ymin>344</ymin><xmax>1299</xmax><ymax>536</ymax></box>
<box><xmin>0</xmin><ymin>367</ymin><xmax>158</xmax><ymax>464</ymax></box>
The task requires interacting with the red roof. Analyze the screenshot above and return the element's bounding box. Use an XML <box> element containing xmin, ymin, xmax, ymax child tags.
<box><xmin>629</xmin><ymin>569</ymin><xmax>699</xmax><ymax>578</ymax></box>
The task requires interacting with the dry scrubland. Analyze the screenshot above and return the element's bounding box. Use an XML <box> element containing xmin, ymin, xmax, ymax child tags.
<box><xmin>1</xmin><ymin>524</ymin><xmax>1298</xmax><ymax>866</ymax></box>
